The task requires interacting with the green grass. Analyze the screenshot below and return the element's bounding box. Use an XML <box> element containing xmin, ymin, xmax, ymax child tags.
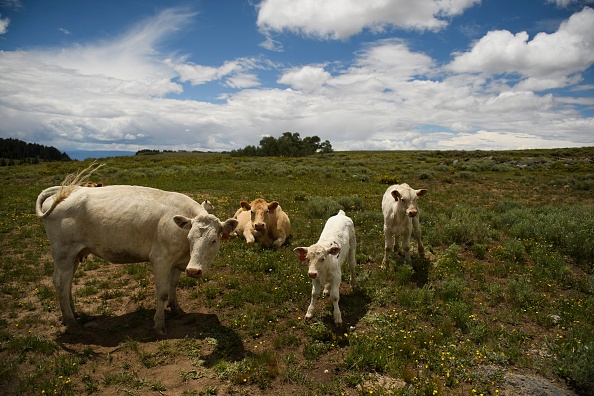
<box><xmin>0</xmin><ymin>148</ymin><xmax>593</xmax><ymax>395</ymax></box>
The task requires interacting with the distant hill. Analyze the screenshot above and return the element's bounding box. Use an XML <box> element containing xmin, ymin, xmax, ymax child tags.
<box><xmin>66</xmin><ymin>150</ymin><xmax>136</xmax><ymax>160</ymax></box>
<box><xmin>0</xmin><ymin>138</ymin><xmax>71</xmax><ymax>165</ymax></box>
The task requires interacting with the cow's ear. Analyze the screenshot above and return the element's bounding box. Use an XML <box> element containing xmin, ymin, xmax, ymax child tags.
<box><xmin>220</xmin><ymin>218</ymin><xmax>238</xmax><ymax>240</ymax></box>
<box><xmin>173</xmin><ymin>215</ymin><xmax>192</xmax><ymax>230</ymax></box>
<box><xmin>391</xmin><ymin>190</ymin><xmax>401</xmax><ymax>201</ymax></box>
<box><xmin>328</xmin><ymin>245</ymin><xmax>341</xmax><ymax>256</ymax></box>
<box><xmin>268</xmin><ymin>201</ymin><xmax>279</xmax><ymax>214</ymax></box>
<box><xmin>416</xmin><ymin>189</ymin><xmax>428</xmax><ymax>197</ymax></box>
<box><xmin>294</xmin><ymin>247</ymin><xmax>308</xmax><ymax>262</ymax></box>
<box><xmin>240</xmin><ymin>201</ymin><xmax>251</xmax><ymax>211</ymax></box>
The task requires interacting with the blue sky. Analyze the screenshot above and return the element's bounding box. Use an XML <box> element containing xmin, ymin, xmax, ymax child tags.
<box><xmin>1</xmin><ymin>0</ymin><xmax>593</xmax><ymax>153</ymax></box>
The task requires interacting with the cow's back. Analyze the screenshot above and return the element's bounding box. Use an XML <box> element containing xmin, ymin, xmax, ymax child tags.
<box><xmin>269</xmin><ymin>205</ymin><xmax>291</xmax><ymax>238</ymax></box>
<box><xmin>319</xmin><ymin>211</ymin><xmax>353</xmax><ymax>247</ymax></box>
<box><xmin>41</xmin><ymin>185</ymin><xmax>204</xmax><ymax>264</ymax></box>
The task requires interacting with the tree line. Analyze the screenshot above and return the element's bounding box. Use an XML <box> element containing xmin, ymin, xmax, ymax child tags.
<box><xmin>0</xmin><ymin>138</ymin><xmax>71</xmax><ymax>166</ymax></box>
<box><xmin>230</xmin><ymin>132</ymin><xmax>333</xmax><ymax>157</ymax></box>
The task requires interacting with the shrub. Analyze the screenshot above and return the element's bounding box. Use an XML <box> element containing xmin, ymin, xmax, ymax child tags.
<box><xmin>337</xmin><ymin>196</ymin><xmax>363</xmax><ymax>212</ymax></box>
<box><xmin>305</xmin><ymin>196</ymin><xmax>342</xmax><ymax>218</ymax></box>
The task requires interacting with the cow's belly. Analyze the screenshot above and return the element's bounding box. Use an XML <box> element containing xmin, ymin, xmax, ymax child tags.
<box><xmin>91</xmin><ymin>247</ymin><xmax>149</xmax><ymax>264</ymax></box>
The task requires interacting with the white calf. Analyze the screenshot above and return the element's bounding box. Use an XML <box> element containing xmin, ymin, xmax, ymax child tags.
<box><xmin>294</xmin><ymin>210</ymin><xmax>356</xmax><ymax>325</ymax></box>
<box><xmin>382</xmin><ymin>183</ymin><xmax>428</xmax><ymax>267</ymax></box>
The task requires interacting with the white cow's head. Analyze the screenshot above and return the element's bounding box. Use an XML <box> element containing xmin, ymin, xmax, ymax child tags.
<box><xmin>173</xmin><ymin>214</ymin><xmax>238</xmax><ymax>278</ymax></box>
<box><xmin>294</xmin><ymin>243</ymin><xmax>341</xmax><ymax>279</ymax></box>
<box><xmin>391</xmin><ymin>184</ymin><xmax>428</xmax><ymax>218</ymax></box>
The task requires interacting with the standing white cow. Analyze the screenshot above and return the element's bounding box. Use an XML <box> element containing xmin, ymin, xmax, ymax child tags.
<box><xmin>36</xmin><ymin>179</ymin><xmax>237</xmax><ymax>335</ymax></box>
<box><xmin>294</xmin><ymin>210</ymin><xmax>356</xmax><ymax>325</ymax></box>
<box><xmin>382</xmin><ymin>183</ymin><xmax>428</xmax><ymax>267</ymax></box>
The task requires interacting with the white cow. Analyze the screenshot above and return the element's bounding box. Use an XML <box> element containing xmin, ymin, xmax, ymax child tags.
<box><xmin>36</xmin><ymin>181</ymin><xmax>237</xmax><ymax>335</ymax></box>
<box><xmin>382</xmin><ymin>183</ymin><xmax>428</xmax><ymax>267</ymax></box>
<box><xmin>294</xmin><ymin>210</ymin><xmax>356</xmax><ymax>325</ymax></box>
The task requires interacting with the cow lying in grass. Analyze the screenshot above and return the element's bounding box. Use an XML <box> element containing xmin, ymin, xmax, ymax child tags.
<box><xmin>382</xmin><ymin>183</ymin><xmax>428</xmax><ymax>267</ymax></box>
<box><xmin>294</xmin><ymin>210</ymin><xmax>356</xmax><ymax>325</ymax></box>
<box><xmin>36</xmin><ymin>167</ymin><xmax>237</xmax><ymax>335</ymax></box>
<box><xmin>234</xmin><ymin>198</ymin><xmax>291</xmax><ymax>247</ymax></box>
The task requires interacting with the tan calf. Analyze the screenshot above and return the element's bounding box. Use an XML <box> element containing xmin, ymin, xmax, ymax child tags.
<box><xmin>234</xmin><ymin>198</ymin><xmax>291</xmax><ymax>247</ymax></box>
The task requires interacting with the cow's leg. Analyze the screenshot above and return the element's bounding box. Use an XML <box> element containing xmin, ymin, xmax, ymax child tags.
<box><xmin>168</xmin><ymin>268</ymin><xmax>184</xmax><ymax>317</ymax></box>
<box><xmin>323</xmin><ymin>283</ymin><xmax>331</xmax><ymax>297</ymax></box>
<box><xmin>244</xmin><ymin>229</ymin><xmax>256</xmax><ymax>244</ymax></box>
<box><xmin>382</xmin><ymin>224</ymin><xmax>394</xmax><ymax>268</ymax></box>
<box><xmin>348</xmin><ymin>245</ymin><xmax>357</xmax><ymax>289</ymax></box>
<box><xmin>412</xmin><ymin>218</ymin><xmax>425</xmax><ymax>258</ymax></box>
<box><xmin>272</xmin><ymin>230</ymin><xmax>286</xmax><ymax>247</ymax></box>
<box><xmin>305</xmin><ymin>279</ymin><xmax>321</xmax><ymax>320</ymax></box>
<box><xmin>52</xmin><ymin>253</ymin><xmax>79</xmax><ymax>332</ymax></box>
<box><xmin>152</xmin><ymin>262</ymin><xmax>171</xmax><ymax>335</ymax></box>
<box><xmin>329</xmin><ymin>278</ymin><xmax>342</xmax><ymax>325</ymax></box>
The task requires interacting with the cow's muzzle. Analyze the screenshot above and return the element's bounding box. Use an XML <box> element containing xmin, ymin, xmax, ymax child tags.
<box><xmin>253</xmin><ymin>222</ymin><xmax>266</xmax><ymax>231</ymax></box>
<box><xmin>308</xmin><ymin>271</ymin><xmax>317</xmax><ymax>279</ymax></box>
<box><xmin>186</xmin><ymin>268</ymin><xmax>203</xmax><ymax>278</ymax></box>
<box><xmin>407</xmin><ymin>209</ymin><xmax>418</xmax><ymax>217</ymax></box>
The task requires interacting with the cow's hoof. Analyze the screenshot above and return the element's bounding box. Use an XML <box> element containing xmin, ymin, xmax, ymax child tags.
<box><xmin>153</xmin><ymin>325</ymin><xmax>167</xmax><ymax>336</ymax></box>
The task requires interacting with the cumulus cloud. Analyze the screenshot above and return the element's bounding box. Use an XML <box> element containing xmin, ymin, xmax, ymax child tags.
<box><xmin>0</xmin><ymin>14</ymin><xmax>9</xmax><ymax>34</ymax></box>
<box><xmin>447</xmin><ymin>7</ymin><xmax>594</xmax><ymax>90</ymax></box>
<box><xmin>257</xmin><ymin>0</ymin><xmax>480</xmax><ymax>39</ymax></box>
<box><xmin>165</xmin><ymin>57</ymin><xmax>265</xmax><ymax>89</ymax></box>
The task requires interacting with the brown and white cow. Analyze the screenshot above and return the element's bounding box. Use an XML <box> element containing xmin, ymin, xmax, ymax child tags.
<box><xmin>36</xmin><ymin>178</ymin><xmax>237</xmax><ymax>335</ymax></box>
<box><xmin>234</xmin><ymin>198</ymin><xmax>291</xmax><ymax>247</ymax></box>
<box><xmin>382</xmin><ymin>183</ymin><xmax>428</xmax><ymax>267</ymax></box>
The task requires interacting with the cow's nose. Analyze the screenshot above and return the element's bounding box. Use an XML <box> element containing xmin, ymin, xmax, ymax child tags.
<box><xmin>408</xmin><ymin>209</ymin><xmax>418</xmax><ymax>217</ymax></box>
<box><xmin>308</xmin><ymin>271</ymin><xmax>317</xmax><ymax>279</ymax></box>
<box><xmin>186</xmin><ymin>268</ymin><xmax>202</xmax><ymax>278</ymax></box>
<box><xmin>254</xmin><ymin>222</ymin><xmax>266</xmax><ymax>231</ymax></box>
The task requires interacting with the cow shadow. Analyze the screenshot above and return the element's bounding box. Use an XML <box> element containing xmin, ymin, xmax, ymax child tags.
<box><xmin>56</xmin><ymin>310</ymin><xmax>245</xmax><ymax>366</ymax></box>
<box><xmin>316</xmin><ymin>287</ymin><xmax>372</xmax><ymax>332</ymax></box>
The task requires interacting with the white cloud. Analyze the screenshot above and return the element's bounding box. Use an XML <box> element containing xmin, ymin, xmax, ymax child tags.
<box><xmin>447</xmin><ymin>7</ymin><xmax>594</xmax><ymax>90</ymax></box>
<box><xmin>546</xmin><ymin>0</ymin><xmax>594</xmax><ymax>7</ymax></box>
<box><xmin>0</xmin><ymin>6</ymin><xmax>592</xmax><ymax>153</ymax></box>
<box><xmin>0</xmin><ymin>14</ymin><xmax>9</xmax><ymax>34</ymax></box>
<box><xmin>257</xmin><ymin>0</ymin><xmax>480</xmax><ymax>39</ymax></box>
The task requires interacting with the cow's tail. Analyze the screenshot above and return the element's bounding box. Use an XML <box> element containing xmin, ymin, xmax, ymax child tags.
<box><xmin>36</xmin><ymin>162</ymin><xmax>104</xmax><ymax>219</ymax></box>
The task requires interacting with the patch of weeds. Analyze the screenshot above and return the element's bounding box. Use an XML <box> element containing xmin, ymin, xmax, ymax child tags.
<box><xmin>294</xmin><ymin>191</ymin><xmax>307</xmax><ymax>201</ymax></box>
<box><xmin>306</xmin><ymin>196</ymin><xmax>342</xmax><ymax>218</ymax></box>
<box><xmin>273</xmin><ymin>333</ymin><xmax>301</xmax><ymax>349</ymax></box>
<box><xmin>438</xmin><ymin>276</ymin><xmax>467</xmax><ymax>302</ymax></box>
<box><xmin>337</xmin><ymin>196</ymin><xmax>363</xmax><ymax>212</ymax></box>
<box><xmin>215</xmin><ymin>351</ymin><xmax>279</xmax><ymax>389</ymax></box>
<box><xmin>303</xmin><ymin>340</ymin><xmax>331</xmax><ymax>360</ymax></box>
<box><xmin>506</xmin><ymin>276</ymin><xmax>535</xmax><ymax>311</ymax></box>
<box><xmin>446</xmin><ymin>301</ymin><xmax>473</xmax><ymax>332</ymax></box>
<box><xmin>472</xmin><ymin>244</ymin><xmax>487</xmax><ymax>260</ymax></box>
<box><xmin>552</xmin><ymin>323</ymin><xmax>594</xmax><ymax>394</ymax></box>
<box><xmin>377</xmin><ymin>174</ymin><xmax>399</xmax><ymax>185</ymax></box>
<box><xmin>281</xmin><ymin>353</ymin><xmax>309</xmax><ymax>385</ymax></box>
<box><xmin>493</xmin><ymin>238</ymin><xmax>526</xmax><ymax>264</ymax></box>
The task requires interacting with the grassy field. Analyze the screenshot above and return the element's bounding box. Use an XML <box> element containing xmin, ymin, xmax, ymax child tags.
<box><xmin>0</xmin><ymin>148</ymin><xmax>593</xmax><ymax>395</ymax></box>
